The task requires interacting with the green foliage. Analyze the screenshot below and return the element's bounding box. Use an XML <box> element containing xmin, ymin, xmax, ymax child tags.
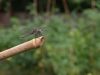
<box><xmin>0</xmin><ymin>9</ymin><xmax>100</xmax><ymax>75</ymax></box>
<box><xmin>96</xmin><ymin>0</ymin><xmax>100</xmax><ymax>9</ymax></box>
<box><xmin>26</xmin><ymin>3</ymin><xmax>36</xmax><ymax>15</ymax></box>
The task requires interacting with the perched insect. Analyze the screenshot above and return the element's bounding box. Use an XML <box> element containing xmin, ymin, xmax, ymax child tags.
<box><xmin>20</xmin><ymin>17</ymin><xmax>50</xmax><ymax>39</ymax></box>
<box><xmin>26</xmin><ymin>27</ymin><xmax>43</xmax><ymax>38</ymax></box>
<box><xmin>20</xmin><ymin>25</ymin><xmax>47</xmax><ymax>39</ymax></box>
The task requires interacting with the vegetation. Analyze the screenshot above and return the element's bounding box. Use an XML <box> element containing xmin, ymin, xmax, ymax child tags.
<box><xmin>0</xmin><ymin>0</ymin><xmax>100</xmax><ymax>75</ymax></box>
<box><xmin>0</xmin><ymin>9</ymin><xmax>100</xmax><ymax>75</ymax></box>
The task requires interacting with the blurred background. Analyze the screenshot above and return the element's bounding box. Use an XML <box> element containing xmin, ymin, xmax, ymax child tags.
<box><xmin>0</xmin><ymin>0</ymin><xmax>100</xmax><ymax>75</ymax></box>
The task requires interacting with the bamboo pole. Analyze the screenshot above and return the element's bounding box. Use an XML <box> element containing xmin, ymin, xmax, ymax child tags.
<box><xmin>0</xmin><ymin>36</ymin><xmax>44</xmax><ymax>60</ymax></box>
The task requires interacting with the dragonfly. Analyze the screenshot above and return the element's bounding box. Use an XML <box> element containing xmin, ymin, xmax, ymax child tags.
<box><xmin>20</xmin><ymin>17</ymin><xmax>50</xmax><ymax>39</ymax></box>
<box><xmin>19</xmin><ymin>16</ymin><xmax>51</xmax><ymax>38</ymax></box>
<box><xmin>21</xmin><ymin>26</ymin><xmax>46</xmax><ymax>38</ymax></box>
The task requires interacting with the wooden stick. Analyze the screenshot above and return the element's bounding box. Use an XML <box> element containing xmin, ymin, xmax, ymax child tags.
<box><xmin>0</xmin><ymin>36</ymin><xmax>44</xmax><ymax>60</ymax></box>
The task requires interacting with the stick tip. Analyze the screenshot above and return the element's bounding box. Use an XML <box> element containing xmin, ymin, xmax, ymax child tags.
<box><xmin>33</xmin><ymin>36</ymin><xmax>45</xmax><ymax>48</ymax></box>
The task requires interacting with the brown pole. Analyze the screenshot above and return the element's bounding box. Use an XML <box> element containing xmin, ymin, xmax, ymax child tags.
<box><xmin>0</xmin><ymin>36</ymin><xmax>44</xmax><ymax>60</ymax></box>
